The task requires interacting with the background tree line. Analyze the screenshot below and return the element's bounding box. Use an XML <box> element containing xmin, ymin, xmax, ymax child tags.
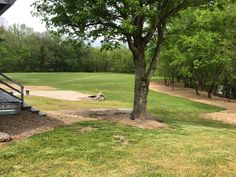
<box><xmin>0</xmin><ymin>24</ymin><xmax>133</xmax><ymax>73</ymax></box>
<box><xmin>156</xmin><ymin>0</ymin><xmax>236</xmax><ymax>99</ymax></box>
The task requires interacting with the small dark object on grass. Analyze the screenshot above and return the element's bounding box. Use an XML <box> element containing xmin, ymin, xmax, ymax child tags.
<box><xmin>89</xmin><ymin>92</ymin><xmax>105</xmax><ymax>101</ymax></box>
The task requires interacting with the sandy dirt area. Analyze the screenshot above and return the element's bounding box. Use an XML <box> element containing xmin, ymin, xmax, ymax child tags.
<box><xmin>150</xmin><ymin>81</ymin><xmax>236</xmax><ymax>124</ymax></box>
<box><xmin>1</xmin><ymin>84</ymin><xmax>92</xmax><ymax>101</ymax></box>
<box><xmin>27</xmin><ymin>91</ymin><xmax>91</xmax><ymax>101</ymax></box>
<box><xmin>24</xmin><ymin>85</ymin><xmax>91</xmax><ymax>100</ymax></box>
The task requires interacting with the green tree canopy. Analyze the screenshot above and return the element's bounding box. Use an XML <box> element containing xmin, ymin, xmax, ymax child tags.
<box><xmin>157</xmin><ymin>0</ymin><xmax>236</xmax><ymax>98</ymax></box>
<box><xmin>33</xmin><ymin>0</ymin><xmax>210</xmax><ymax>119</ymax></box>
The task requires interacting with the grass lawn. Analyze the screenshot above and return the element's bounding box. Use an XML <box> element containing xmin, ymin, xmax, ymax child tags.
<box><xmin>1</xmin><ymin>72</ymin><xmax>235</xmax><ymax>177</ymax></box>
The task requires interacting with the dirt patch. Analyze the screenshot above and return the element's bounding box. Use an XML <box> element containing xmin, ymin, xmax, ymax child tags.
<box><xmin>27</xmin><ymin>91</ymin><xmax>91</xmax><ymax>101</ymax></box>
<box><xmin>0</xmin><ymin>111</ymin><xmax>96</xmax><ymax>141</ymax></box>
<box><xmin>0</xmin><ymin>109</ymin><xmax>166</xmax><ymax>143</ymax></box>
<box><xmin>100</xmin><ymin>114</ymin><xmax>166</xmax><ymax>129</ymax></box>
<box><xmin>150</xmin><ymin>81</ymin><xmax>236</xmax><ymax>124</ymax></box>
<box><xmin>57</xmin><ymin>109</ymin><xmax>167</xmax><ymax>129</ymax></box>
<box><xmin>204</xmin><ymin>112</ymin><xmax>236</xmax><ymax>125</ymax></box>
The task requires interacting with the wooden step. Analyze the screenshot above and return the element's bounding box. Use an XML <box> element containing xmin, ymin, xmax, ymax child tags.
<box><xmin>31</xmin><ymin>108</ymin><xmax>40</xmax><ymax>113</ymax></box>
<box><xmin>21</xmin><ymin>103</ymin><xmax>32</xmax><ymax>111</ymax></box>
<box><xmin>22</xmin><ymin>102</ymin><xmax>47</xmax><ymax>117</ymax></box>
<box><xmin>39</xmin><ymin>112</ymin><xmax>47</xmax><ymax>117</ymax></box>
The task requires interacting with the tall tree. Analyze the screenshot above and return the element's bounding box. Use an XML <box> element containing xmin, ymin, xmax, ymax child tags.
<box><xmin>158</xmin><ymin>0</ymin><xmax>235</xmax><ymax>98</ymax></box>
<box><xmin>33</xmin><ymin>0</ymin><xmax>208</xmax><ymax>119</ymax></box>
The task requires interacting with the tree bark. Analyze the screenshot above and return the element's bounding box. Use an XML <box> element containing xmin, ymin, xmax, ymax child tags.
<box><xmin>131</xmin><ymin>52</ymin><xmax>149</xmax><ymax>120</ymax></box>
<box><xmin>208</xmin><ymin>83</ymin><xmax>215</xmax><ymax>99</ymax></box>
<box><xmin>127</xmin><ymin>24</ymin><xmax>165</xmax><ymax>120</ymax></box>
<box><xmin>231</xmin><ymin>87</ymin><xmax>236</xmax><ymax>99</ymax></box>
<box><xmin>169</xmin><ymin>77</ymin><xmax>174</xmax><ymax>90</ymax></box>
<box><xmin>208</xmin><ymin>91</ymin><xmax>212</xmax><ymax>99</ymax></box>
<box><xmin>131</xmin><ymin>73</ymin><xmax>149</xmax><ymax>120</ymax></box>
<box><xmin>164</xmin><ymin>78</ymin><xmax>168</xmax><ymax>86</ymax></box>
<box><xmin>226</xmin><ymin>86</ymin><xmax>231</xmax><ymax>102</ymax></box>
<box><xmin>195</xmin><ymin>81</ymin><xmax>200</xmax><ymax>95</ymax></box>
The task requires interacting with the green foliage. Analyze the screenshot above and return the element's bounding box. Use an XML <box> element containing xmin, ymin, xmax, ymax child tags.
<box><xmin>88</xmin><ymin>47</ymin><xmax>133</xmax><ymax>73</ymax></box>
<box><xmin>32</xmin><ymin>0</ymin><xmax>212</xmax><ymax>118</ymax></box>
<box><xmin>32</xmin><ymin>0</ymin><xmax>209</xmax><ymax>73</ymax></box>
<box><xmin>1</xmin><ymin>73</ymin><xmax>235</xmax><ymax>176</ymax></box>
<box><xmin>157</xmin><ymin>0</ymin><xmax>236</xmax><ymax>96</ymax></box>
<box><xmin>0</xmin><ymin>24</ymin><xmax>133</xmax><ymax>73</ymax></box>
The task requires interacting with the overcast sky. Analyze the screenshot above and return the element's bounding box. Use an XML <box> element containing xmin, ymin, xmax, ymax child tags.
<box><xmin>1</xmin><ymin>0</ymin><xmax>46</xmax><ymax>32</ymax></box>
<box><xmin>1</xmin><ymin>0</ymin><xmax>102</xmax><ymax>46</ymax></box>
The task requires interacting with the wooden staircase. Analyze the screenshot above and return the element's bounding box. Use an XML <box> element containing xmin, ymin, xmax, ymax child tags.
<box><xmin>0</xmin><ymin>73</ymin><xmax>46</xmax><ymax>116</ymax></box>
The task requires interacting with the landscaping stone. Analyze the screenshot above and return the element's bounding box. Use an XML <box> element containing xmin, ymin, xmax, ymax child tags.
<box><xmin>0</xmin><ymin>132</ymin><xmax>11</xmax><ymax>142</ymax></box>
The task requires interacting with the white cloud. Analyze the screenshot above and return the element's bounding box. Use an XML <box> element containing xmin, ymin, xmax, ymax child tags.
<box><xmin>1</xmin><ymin>0</ymin><xmax>46</xmax><ymax>32</ymax></box>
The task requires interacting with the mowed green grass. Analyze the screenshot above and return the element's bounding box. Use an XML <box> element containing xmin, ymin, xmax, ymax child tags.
<box><xmin>0</xmin><ymin>72</ymin><xmax>235</xmax><ymax>177</ymax></box>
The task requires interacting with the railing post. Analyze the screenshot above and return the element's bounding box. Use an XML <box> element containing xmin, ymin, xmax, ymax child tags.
<box><xmin>21</xmin><ymin>85</ymin><xmax>24</xmax><ymax>102</ymax></box>
<box><xmin>0</xmin><ymin>73</ymin><xmax>25</xmax><ymax>103</ymax></box>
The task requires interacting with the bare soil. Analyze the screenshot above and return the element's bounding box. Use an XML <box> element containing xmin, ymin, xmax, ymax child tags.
<box><xmin>0</xmin><ymin>109</ymin><xmax>166</xmax><ymax>142</ymax></box>
<box><xmin>49</xmin><ymin>109</ymin><xmax>167</xmax><ymax>130</ymax></box>
<box><xmin>150</xmin><ymin>81</ymin><xmax>236</xmax><ymax>124</ymax></box>
<box><xmin>98</xmin><ymin>114</ymin><xmax>166</xmax><ymax>129</ymax></box>
<box><xmin>0</xmin><ymin>111</ymin><xmax>96</xmax><ymax>141</ymax></box>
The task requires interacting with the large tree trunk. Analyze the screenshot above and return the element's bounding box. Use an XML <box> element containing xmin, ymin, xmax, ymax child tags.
<box><xmin>131</xmin><ymin>73</ymin><xmax>149</xmax><ymax>120</ymax></box>
<box><xmin>127</xmin><ymin>24</ymin><xmax>165</xmax><ymax>120</ymax></box>
<box><xmin>131</xmin><ymin>52</ymin><xmax>149</xmax><ymax>120</ymax></box>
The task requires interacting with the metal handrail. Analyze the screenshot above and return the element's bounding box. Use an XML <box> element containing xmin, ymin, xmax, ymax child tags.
<box><xmin>0</xmin><ymin>73</ymin><xmax>23</xmax><ymax>87</ymax></box>
<box><xmin>0</xmin><ymin>88</ymin><xmax>22</xmax><ymax>102</ymax></box>
<box><xmin>0</xmin><ymin>73</ymin><xmax>24</xmax><ymax>102</ymax></box>
<box><xmin>0</xmin><ymin>80</ymin><xmax>22</xmax><ymax>94</ymax></box>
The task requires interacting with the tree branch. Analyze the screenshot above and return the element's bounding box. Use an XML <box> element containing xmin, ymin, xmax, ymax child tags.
<box><xmin>143</xmin><ymin>0</ymin><xmax>186</xmax><ymax>45</ymax></box>
<box><xmin>143</xmin><ymin>0</ymin><xmax>170</xmax><ymax>46</ymax></box>
<box><xmin>127</xmin><ymin>35</ymin><xmax>138</xmax><ymax>55</ymax></box>
<box><xmin>146</xmin><ymin>24</ymin><xmax>165</xmax><ymax>81</ymax></box>
<box><xmin>163</xmin><ymin>1</ymin><xmax>187</xmax><ymax>20</ymax></box>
